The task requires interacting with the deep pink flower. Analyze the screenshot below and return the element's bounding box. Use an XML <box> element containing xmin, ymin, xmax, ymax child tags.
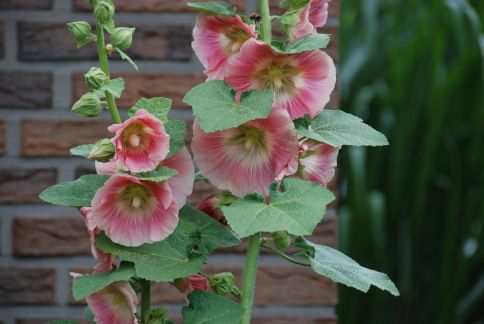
<box><xmin>159</xmin><ymin>147</ymin><xmax>195</xmax><ymax>207</ymax></box>
<box><xmin>108</xmin><ymin>109</ymin><xmax>170</xmax><ymax>173</ymax></box>
<box><xmin>91</xmin><ymin>174</ymin><xmax>179</xmax><ymax>247</ymax></box>
<box><xmin>79</xmin><ymin>207</ymin><xmax>115</xmax><ymax>273</ymax></box>
<box><xmin>191</xmin><ymin>108</ymin><xmax>299</xmax><ymax>197</ymax></box>
<box><xmin>295</xmin><ymin>139</ymin><xmax>339</xmax><ymax>186</ymax></box>
<box><xmin>288</xmin><ymin>0</ymin><xmax>330</xmax><ymax>41</ymax></box>
<box><xmin>192</xmin><ymin>14</ymin><xmax>257</xmax><ymax>80</ymax></box>
<box><xmin>197</xmin><ymin>195</ymin><xmax>228</xmax><ymax>226</ymax></box>
<box><xmin>86</xmin><ymin>281</ymin><xmax>138</xmax><ymax>324</ymax></box>
<box><xmin>225</xmin><ymin>39</ymin><xmax>336</xmax><ymax>119</ymax></box>
<box><xmin>174</xmin><ymin>274</ymin><xmax>210</xmax><ymax>295</ymax></box>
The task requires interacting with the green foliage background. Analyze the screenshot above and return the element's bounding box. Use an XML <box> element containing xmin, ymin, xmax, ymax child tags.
<box><xmin>338</xmin><ymin>0</ymin><xmax>483</xmax><ymax>323</ymax></box>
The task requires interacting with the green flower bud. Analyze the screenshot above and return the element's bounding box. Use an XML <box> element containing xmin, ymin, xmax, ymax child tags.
<box><xmin>71</xmin><ymin>93</ymin><xmax>102</xmax><ymax>118</ymax></box>
<box><xmin>84</xmin><ymin>67</ymin><xmax>109</xmax><ymax>90</ymax></box>
<box><xmin>272</xmin><ymin>230</ymin><xmax>292</xmax><ymax>250</ymax></box>
<box><xmin>111</xmin><ymin>27</ymin><xmax>135</xmax><ymax>51</ymax></box>
<box><xmin>67</xmin><ymin>21</ymin><xmax>92</xmax><ymax>46</ymax></box>
<box><xmin>88</xmin><ymin>138</ymin><xmax>115</xmax><ymax>162</ymax></box>
<box><xmin>94</xmin><ymin>0</ymin><xmax>115</xmax><ymax>25</ymax></box>
<box><xmin>208</xmin><ymin>272</ymin><xmax>240</xmax><ymax>297</ymax></box>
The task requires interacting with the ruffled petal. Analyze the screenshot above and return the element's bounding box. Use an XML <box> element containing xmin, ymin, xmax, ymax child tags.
<box><xmin>296</xmin><ymin>140</ymin><xmax>339</xmax><ymax>186</ymax></box>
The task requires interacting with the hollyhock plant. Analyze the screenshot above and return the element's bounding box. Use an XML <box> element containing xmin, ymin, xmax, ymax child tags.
<box><xmin>174</xmin><ymin>274</ymin><xmax>210</xmax><ymax>295</ymax></box>
<box><xmin>225</xmin><ymin>39</ymin><xmax>336</xmax><ymax>119</ymax></box>
<box><xmin>86</xmin><ymin>281</ymin><xmax>139</xmax><ymax>324</ymax></box>
<box><xmin>91</xmin><ymin>174</ymin><xmax>179</xmax><ymax>247</ymax></box>
<box><xmin>287</xmin><ymin>0</ymin><xmax>330</xmax><ymax>41</ymax></box>
<box><xmin>192</xmin><ymin>14</ymin><xmax>257</xmax><ymax>79</ymax></box>
<box><xmin>109</xmin><ymin>109</ymin><xmax>170</xmax><ymax>173</ymax></box>
<box><xmin>191</xmin><ymin>108</ymin><xmax>299</xmax><ymax>197</ymax></box>
<box><xmin>295</xmin><ymin>139</ymin><xmax>339</xmax><ymax>186</ymax></box>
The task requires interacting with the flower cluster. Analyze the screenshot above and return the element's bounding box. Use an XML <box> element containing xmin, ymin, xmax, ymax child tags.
<box><xmin>191</xmin><ymin>0</ymin><xmax>339</xmax><ymax>201</ymax></box>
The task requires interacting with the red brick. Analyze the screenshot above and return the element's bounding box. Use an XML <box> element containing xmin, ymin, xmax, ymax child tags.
<box><xmin>73</xmin><ymin>0</ymin><xmax>245</xmax><ymax>12</ymax></box>
<box><xmin>0</xmin><ymin>268</ymin><xmax>56</xmax><ymax>305</ymax></box>
<box><xmin>18</xmin><ymin>22</ymin><xmax>192</xmax><ymax>61</ymax></box>
<box><xmin>73</xmin><ymin>72</ymin><xmax>205</xmax><ymax>109</ymax></box>
<box><xmin>21</xmin><ymin>119</ymin><xmax>111</xmax><ymax>157</ymax></box>
<box><xmin>0</xmin><ymin>0</ymin><xmax>53</xmax><ymax>10</ymax></box>
<box><xmin>13</xmin><ymin>217</ymin><xmax>90</xmax><ymax>257</ymax></box>
<box><xmin>0</xmin><ymin>168</ymin><xmax>57</xmax><ymax>204</ymax></box>
<box><xmin>0</xmin><ymin>71</ymin><xmax>52</xmax><ymax>108</ymax></box>
<box><xmin>151</xmin><ymin>282</ymin><xmax>186</xmax><ymax>304</ymax></box>
<box><xmin>0</xmin><ymin>119</ymin><xmax>5</xmax><ymax>155</ymax></box>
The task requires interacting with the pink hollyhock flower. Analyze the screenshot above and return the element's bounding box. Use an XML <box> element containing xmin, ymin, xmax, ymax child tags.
<box><xmin>197</xmin><ymin>195</ymin><xmax>228</xmax><ymax>226</ymax></box>
<box><xmin>174</xmin><ymin>274</ymin><xmax>210</xmax><ymax>295</ymax></box>
<box><xmin>192</xmin><ymin>14</ymin><xmax>257</xmax><ymax>80</ymax></box>
<box><xmin>108</xmin><ymin>109</ymin><xmax>170</xmax><ymax>173</ymax></box>
<box><xmin>158</xmin><ymin>147</ymin><xmax>195</xmax><ymax>207</ymax></box>
<box><xmin>86</xmin><ymin>281</ymin><xmax>138</xmax><ymax>324</ymax></box>
<box><xmin>225</xmin><ymin>39</ymin><xmax>336</xmax><ymax>119</ymax></box>
<box><xmin>91</xmin><ymin>174</ymin><xmax>179</xmax><ymax>247</ymax></box>
<box><xmin>288</xmin><ymin>0</ymin><xmax>330</xmax><ymax>41</ymax></box>
<box><xmin>95</xmin><ymin>159</ymin><xmax>119</xmax><ymax>175</ymax></box>
<box><xmin>191</xmin><ymin>108</ymin><xmax>299</xmax><ymax>197</ymax></box>
<box><xmin>295</xmin><ymin>139</ymin><xmax>339</xmax><ymax>186</ymax></box>
<box><xmin>79</xmin><ymin>207</ymin><xmax>115</xmax><ymax>273</ymax></box>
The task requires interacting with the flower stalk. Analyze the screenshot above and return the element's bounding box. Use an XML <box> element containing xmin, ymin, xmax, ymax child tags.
<box><xmin>140</xmin><ymin>279</ymin><xmax>151</xmax><ymax>324</ymax></box>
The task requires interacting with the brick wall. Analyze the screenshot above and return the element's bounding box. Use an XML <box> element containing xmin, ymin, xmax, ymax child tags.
<box><xmin>0</xmin><ymin>0</ymin><xmax>340</xmax><ymax>323</ymax></box>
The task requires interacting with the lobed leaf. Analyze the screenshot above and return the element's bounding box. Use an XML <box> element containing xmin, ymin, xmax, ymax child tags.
<box><xmin>182</xmin><ymin>291</ymin><xmax>244</xmax><ymax>324</ymax></box>
<box><xmin>128</xmin><ymin>97</ymin><xmax>172</xmax><ymax>122</ymax></box>
<box><xmin>135</xmin><ymin>166</ymin><xmax>178</xmax><ymax>182</ymax></box>
<box><xmin>271</xmin><ymin>34</ymin><xmax>330</xmax><ymax>54</ymax></box>
<box><xmin>96</xmin><ymin>77</ymin><xmax>125</xmax><ymax>98</ymax></box>
<box><xmin>222</xmin><ymin>178</ymin><xmax>335</xmax><ymax>237</ymax></box>
<box><xmin>187</xmin><ymin>2</ymin><xmax>237</xmax><ymax>16</ymax></box>
<box><xmin>164</xmin><ymin>119</ymin><xmax>187</xmax><ymax>157</ymax></box>
<box><xmin>183</xmin><ymin>80</ymin><xmax>273</xmax><ymax>133</ymax></box>
<box><xmin>295</xmin><ymin>110</ymin><xmax>389</xmax><ymax>147</ymax></box>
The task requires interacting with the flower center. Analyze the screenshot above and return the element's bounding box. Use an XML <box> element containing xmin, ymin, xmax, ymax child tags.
<box><xmin>128</xmin><ymin>134</ymin><xmax>141</xmax><ymax>147</ymax></box>
<box><xmin>223</xmin><ymin>125</ymin><xmax>272</xmax><ymax>167</ymax></box>
<box><xmin>121</xmin><ymin>122</ymin><xmax>151</xmax><ymax>153</ymax></box>
<box><xmin>221</xmin><ymin>26</ymin><xmax>250</xmax><ymax>55</ymax></box>
<box><xmin>254</xmin><ymin>57</ymin><xmax>301</xmax><ymax>92</ymax></box>
<box><xmin>117</xmin><ymin>183</ymin><xmax>155</xmax><ymax>214</ymax></box>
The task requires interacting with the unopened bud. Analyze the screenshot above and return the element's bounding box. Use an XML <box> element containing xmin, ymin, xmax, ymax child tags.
<box><xmin>84</xmin><ymin>67</ymin><xmax>108</xmax><ymax>90</ymax></box>
<box><xmin>209</xmin><ymin>272</ymin><xmax>240</xmax><ymax>297</ymax></box>
<box><xmin>105</xmin><ymin>44</ymin><xmax>114</xmax><ymax>55</ymax></box>
<box><xmin>67</xmin><ymin>21</ymin><xmax>92</xmax><ymax>46</ymax></box>
<box><xmin>111</xmin><ymin>27</ymin><xmax>135</xmax><ymax>50</ymax></box>
<box><xmin>272</xmin><ymin>230</ymin><xmax>292</xmax><ymax>250</ymax></box>
<box><xmin>88</xmin><ymin>138</ymin><xmax>115</xmax><ymax>162</ymax></box>
<box><xmin>94</xmin><ymin>0</ymin><xmax>115</xmax><ymax>25</ymax></box>
<box><xmin>71</xmin><ymin>93</ymin><xmax>102</xmax><ymax>117</ymax></box>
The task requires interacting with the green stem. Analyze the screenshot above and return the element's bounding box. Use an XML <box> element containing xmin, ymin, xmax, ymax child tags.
<box><xmin>140</xmin><ymin>279</ymin><xmax>151</xmax><ymax>324</ymax></box>
<box><xmin>261</xmin><ymin>243</ymin><xmax>311</xmax><ymax>267</ymax></box>
<box><xmin>258</xmin><ymin>0</ymin><xmax>272</xmax><ymax>43</ymax></box>
<box><xmin>94</xmin><ymin>22</ymin><xmax>122</xmax><ymax>124</ymax></box>
<box><xmin>241</xmin><ymin>233</ymin><xmax>261</xmax><ymax>324</ymax></box>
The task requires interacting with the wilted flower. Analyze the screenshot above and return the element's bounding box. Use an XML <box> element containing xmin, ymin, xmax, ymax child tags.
<box><xmin>295</xmin><ymin>139</ymin><xmax>339</xmax><ymax>186</ymax></box>
<box><xmin>174</xmin><ymin>274</ymin><xmax>210</xmax><ymax>295</ymax></box>
<box><xmin>192</xmin><ymin>14</ymin><xmax>257</xmax><ymax>80</ymax></box>
<box><xmin>225</xmin><ymin>39</ymin><xmax>336</xmax><ymax>119</ymax></box>
<box><xmin>191</xmin><ymin>108</ymin><xmax>299</xmax><ymax>197</ymax></box>
<box><xmin>91</xmin><ymin>174</ymin><xmax>179</xmax><ymax>247</ymax></box>
<box><xmin>287</xmin><ymin>0</ymin><xmax>330</xmax><ymax>41</ymax></box>
<box><xmin>108</xmin><ymin>109</ymin><xmax>170</xmax><ymax>173</ymax></box>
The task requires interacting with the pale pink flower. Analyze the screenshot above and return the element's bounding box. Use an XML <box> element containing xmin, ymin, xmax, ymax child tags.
<box><xmin>95</xmin><ymin>159</ymin><xmax>119</xmax><ymax>175</ymax></box>
<box><xmin>79</xmin><ymin>207</ymin><xmax>115</xmax><ymax>273</ymax></box>
<box><xmin>108</xmin><ymin>109</ymin><xmax>170</xmax><ymax>173</ymax></box>
<box><xmin>91</xmin><ymin>174</ymin><xmax>179</xmax><ymax>247</ymax></box>
<box><xmin>295</xmin><ymin>139</ymin><xmax>339</xmax><ymax>186</ymax></box>
<box><xmin>288</xmin><ymin>0</ymin><xmax>330</xmax><ymax>41</ymax></box>
<box><xmin>225</xmin><ymin>39</ymin><xmax>336</xmax><ymax>119</ymax></box>
<box><xmin>174</xmin><ymin>274</ymin><xmax>210</xmax><ymax>295</ymax></box>
<box><xmin>192</xmin><ymin>14</ymin><xmax>257</xmax><ymax>80</ymax></box>
<box><xmin>159</xmin><ymin>147</ymin><xmax>195</xmax><ymax>207</ymax></box>
<box><xmin>86</xmin><ymin>281</ymin><xmax>138</xmax><ymax>324</ymax></box>
<box><xmin>191</xmin><ymin>108</ymin><xmax>299</xmax><ymax>197</ymax></box>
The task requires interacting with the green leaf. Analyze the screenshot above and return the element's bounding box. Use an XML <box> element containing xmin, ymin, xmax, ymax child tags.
<box><xmin>96</xmin><ymin>77</ymin><xmax>125</xmax><ymax>98</ymax></box>
<box><xmin>279</xmin><ymin>0</ymin><xmax>310</xmax><ymax>9</ymax></box>
<box><xmin>39</xmin><ymin>175</ymin><xmax>109</xmax><ymax>207</ymax></box>
<box><xmin>128</xmin><ymin>97</ymin><xmax>172</xmax><ymax>122</ymax></box>
<box><xmin>178</xmin><ymin>205</ymin><xmax>240</xmax><ymax>254</ymax></box>
<box><xmin>116</xmin><ymin>48</ymin><xmax>139</xmax><ymax>71</ymax></box>
<box><xmin>183</xmin><ymin>80</ymin><xmax>273</xmax><ymax>133</ymax></box>
<box><xmin>84</xmin><ymin>307</ymin><xmax>94</xmax><ymax>322</ymax></box>
<box><xmin>187</xmin><ymin>2</ymin><xmax>237</xmax><ymax>16</ymax></box>
<box><xmin>302</xmin><ymin>239</ymin><xmax>400</xmax><ymax>296</ymax></box>
<box><xmin>70</xmin><ymin>144</ymin><xmax>94</xmax><ymax>158</ymax></box>
<box><xmin>72</xmin><ymin>262</ymin><xmax>136</xmax><ymax>301</ymax></box>
<box><xmin>136</xmin><ymin>166</ymin><xmax>178</xmax><ymax>182</ymax></box>
<box><xmin>164</xmin><ymin>119</ymin><xmax>187</xmax><ymax>157</ymax></box>
<box><xmin>182</xmin><ymin>291</ymin><xmax>244</xmax><ymax>324</ymax></box>
<box><xmin>222</xmin><ymin>178</ymin><xmax>335</xmax><ymax>237</ymax></box>
<box><xmin>295</xmin><ymin>110</ymin><xmax>389</xmax><ymax>147</ymax></box>
<box><xmin>272</xmin><ymin>34</ymin><xmax>330</xmax><ymax>54</ymax></box>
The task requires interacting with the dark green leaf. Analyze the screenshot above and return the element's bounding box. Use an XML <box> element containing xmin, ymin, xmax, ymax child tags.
<box><xmin>128</xmin><ymin>97</ymin><xmax>172</xmax><ymax>122</ymax></box>
<box><xmin>164</xmin><ymin>119</ymin><xmax>187</xmax><ymax>157</ymax></box>
<box><xmin>187</xmin><ymin>2</ymin><xmax>237</xmax><ymax>16</ymax></box>
<box><xmin>182</xmin><ymin>291</ymin><xmax>244</xmax><ymax>324</ymax></box>
<box><xmin>72</xmin><ymin>262</ymin><xmax>136</xmax><ymax>300</ymax></box>
<box><xmin>39</xmin><ymin>175</ymin><xmax>109</xmax><ymax>207</ymax></box>
<box><xmin>70</xmin><ymin>144</ymin><xmax>94</xmax><ymax>158</ymax></box>
<box><xmin>84</xmin><ymin>307</ymin><xmax>94</xmax><ymax>322</ymax></box>
<box><xmin>183</xmin><ymin>80</ymin><xmax>273</xmax><ymax>132</ymax></box>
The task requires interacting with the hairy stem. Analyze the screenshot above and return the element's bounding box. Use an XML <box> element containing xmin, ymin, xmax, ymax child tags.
<box><xmin>241</xmin><ymin>233</ymin><xmax>261</xmax><ymax>324</ymax></box>
<box><xmin>94</xmin><ymin>22</ymin><xmax>122</xmax><ymax>124</ymax></box>
<box><xmin>261</xmin><ymin>243</ymin><xmax>311</xmax><ymax>267</ymax></box>
<box><xmin>140</xmin><ymin>279</ymin><xmax>151</xmax><ymax>324</ymax></box>
<box><xmin>258</xmin><ymin>0</ymin><xmax>272</xmax><ymax>44</ymax></box>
